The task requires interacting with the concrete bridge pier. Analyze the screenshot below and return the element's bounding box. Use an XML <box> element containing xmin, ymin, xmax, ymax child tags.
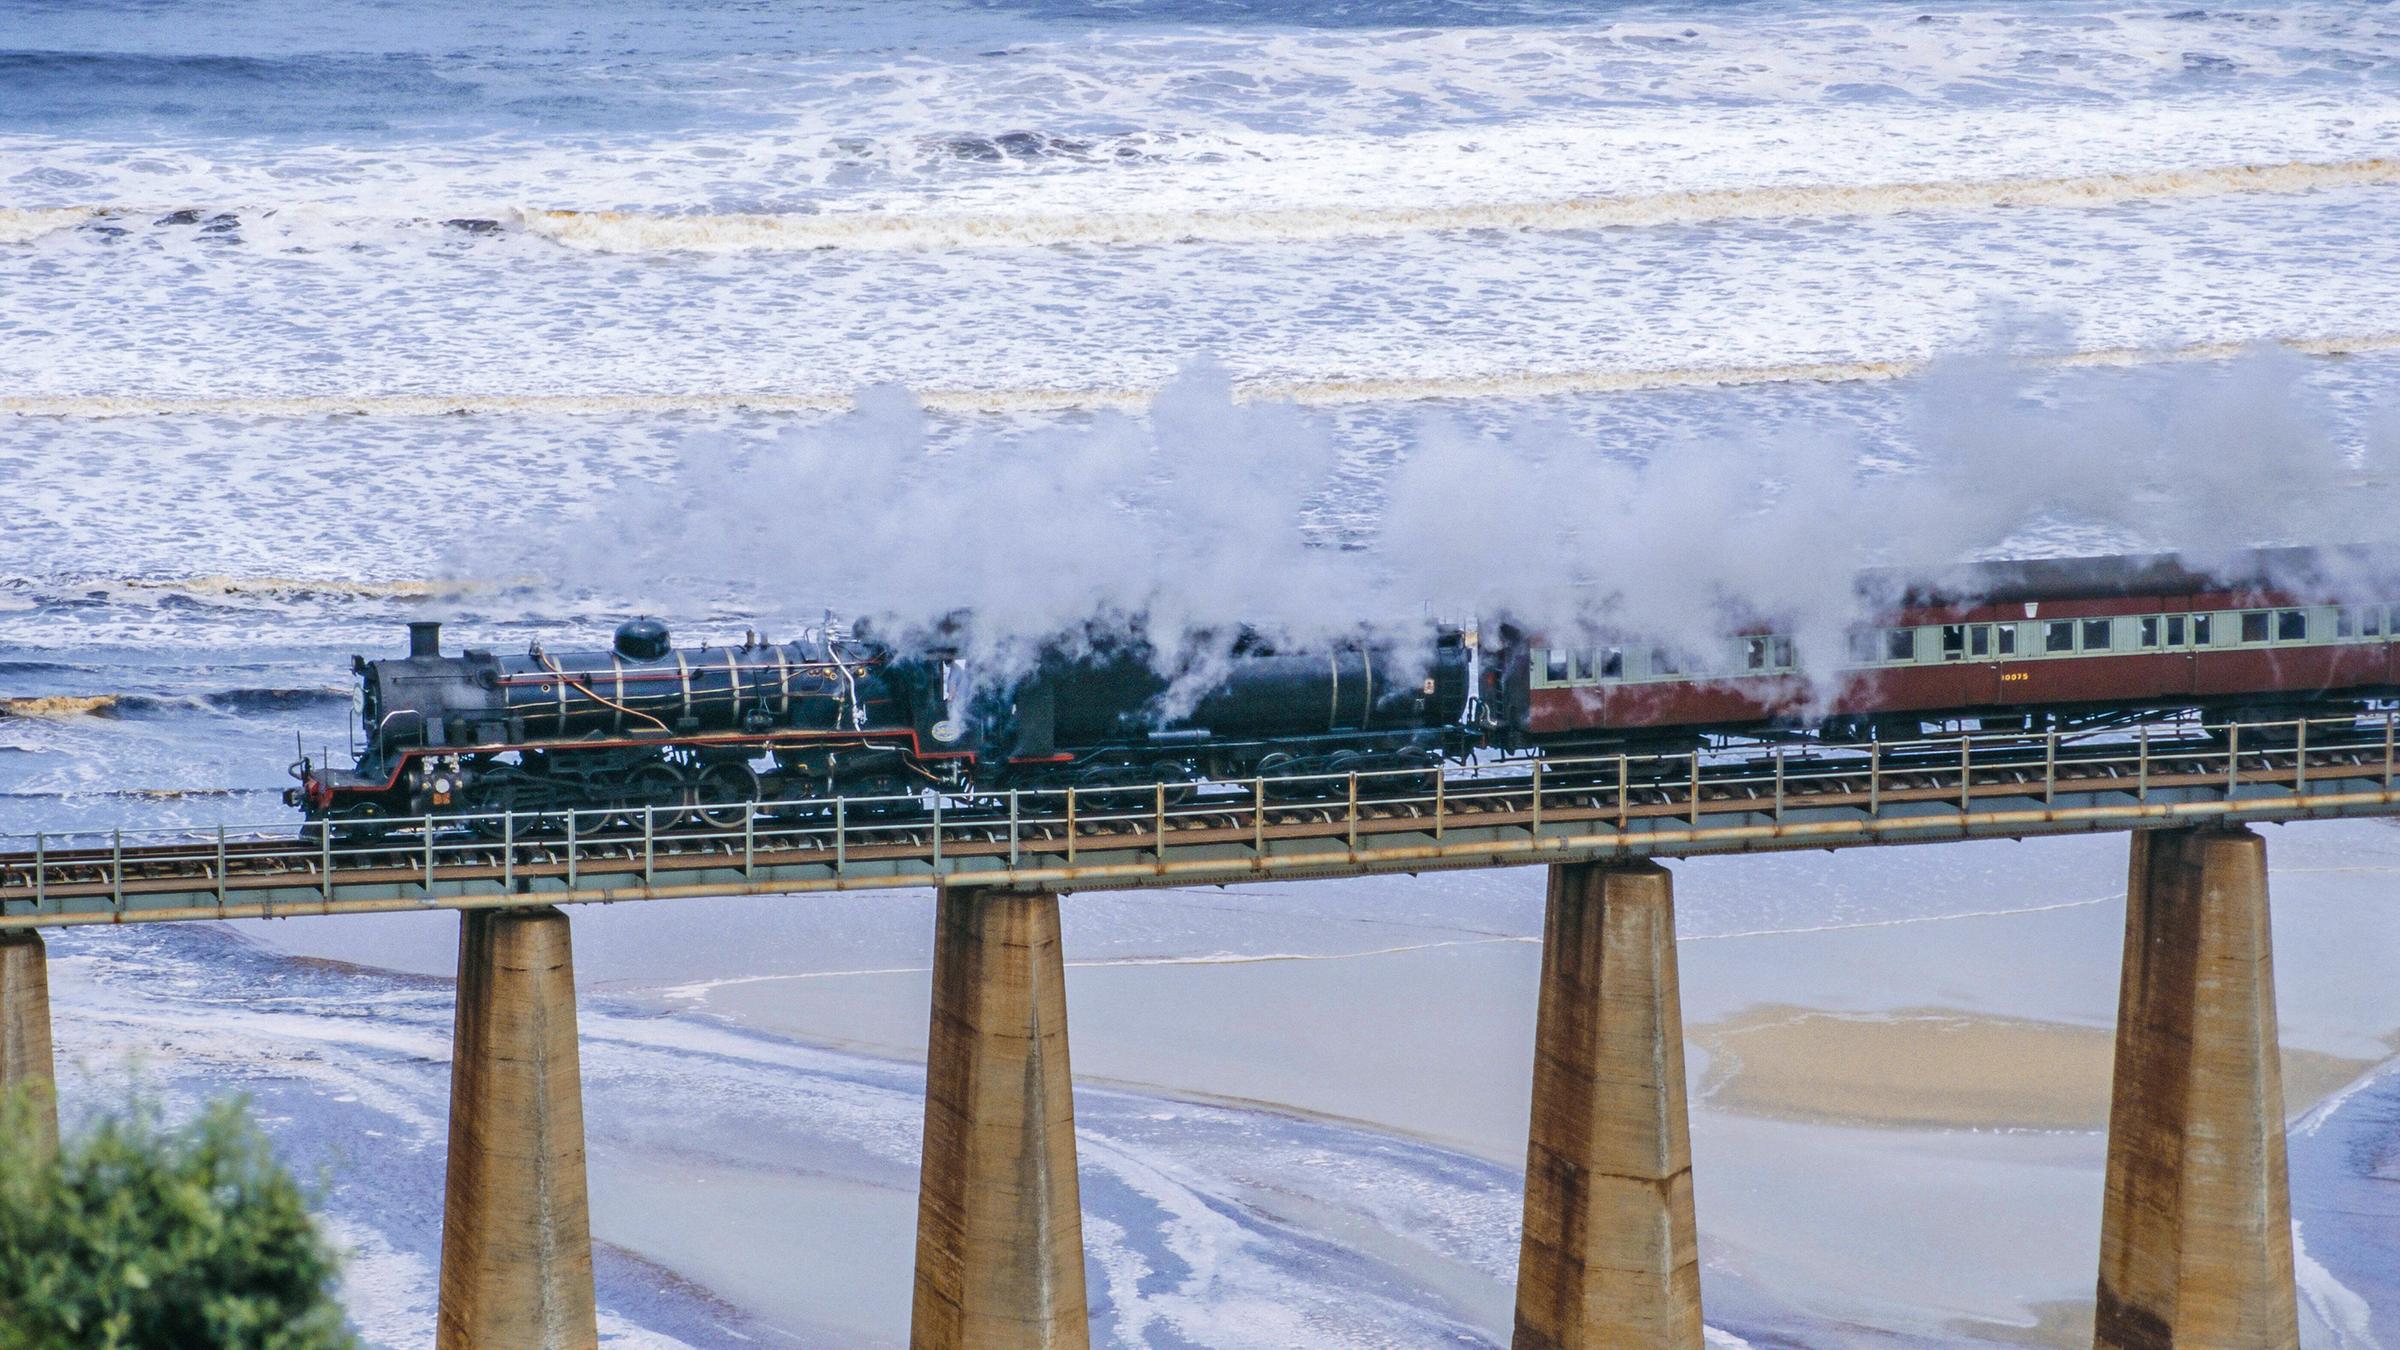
<box><xmin>0</xmin><ymin>929</ymin><xmax>55</xmax><ymax>1152</ymax></box>
<box><xmin>438</xmin><ymin>906</ymin><xmax>599</xmax><ymax>1350</ymax></box>
<box><xmin>911</xmin><ymin>886</ymin><xmax>1090</xmax><ymax>1350</ymax></box>
<box><xmin>2095</xmin><ymin>826</ymin><xmax>2299</xmax><ymax>1350</ymax></box>
<box><xmin>1514</xmin><ymin>860</ymin><xmax>1704</xmax><ymax>1350</ymax></box>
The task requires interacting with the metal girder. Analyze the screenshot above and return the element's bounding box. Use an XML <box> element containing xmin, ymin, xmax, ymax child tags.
<box><xmin>0</xmin><ymin>714</ymin><xmax>2392</xmax><ymax>929</ymax></box>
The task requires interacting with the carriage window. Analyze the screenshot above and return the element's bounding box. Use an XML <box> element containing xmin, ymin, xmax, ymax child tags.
<box><xmin>2241</xmin><ymin>611</ymin><xmax>2270</xmax><ymax>643</ymax></box>
<box><xmin>2045</xmin><ymin>621</ymin><xmax>2074</xmax><ymax>653</ymax></box>
<box><xmin>1847</xmin><ymin>630</ymin><xmax>1877</xmax><ymax>663</ymax></box>
<box><xmin>1651</xmin><ymin>649</ymin><xmax>1682</xmax><ymax>676</ymax></box>
<box><xmin>2369</xmin><ymin>607</ymin><xmax>2387</xmax><ymax>638</ymax></box>
<box><xmin>1772</xmin><ymin>636</ymin><xmax>1794</xmax><ymax>668</ymax></box>
<box><xmin>1545</xmin><ymin>649</ymin><xmax>1569</xmax><ymax>682</ymax></box>
<box><xmin>1966</xmin><ymin>626</ymin><xmax>1988</xmax><ymax>657</ymax></box>
<box><xmin>1746</xmin><ymin>637</ymin><xmax>1769</xmax><ymax>671</ymax></box>
<box><xmin>2277</xmin><ymin>609</ymin><xmax>2307</xmax><ymax>642</ymax></box>
<box><xmin>2337</xmin><ymin>609</ymin><xmax>2357</xmax><ymax>639</ymax></box>
<box><xmin>1885</xmin><ymin>629</ymin><xmax>1915</xmax><ymax>662</ymax></box>
<box><xmin>2193</xmin><ymin>614</ymin><xmax>2213</xmax><ymax>644</ymax></box>
<box><xmin>2083</xmin><ymin>618</ymin><xmax>2113</xmax><ymax>651</ymax></box>
<box><xmin>2166</xmin><ymin>615</ymin><xmax>2186</xmax><ymax>646</ymax></box>
<box><xmin>1941</xmin><ymin>625</ymin><xmax>1966</xmax><ymax>660</ymax></box>
<box><xmin>1571</xmin><ymin>650</ymin><xmax>1594</xmax><ymax>680</ymax></box>
<box><xmin>1601</xmin><ymin>647</ymin><xmax>1623</xmax><ymax>679</ymax></box>
<box><xmin>1996</xmin><ymin>625</ymin><xmax>2017</xmax><ymax>656</ymax></box>
<box><xmin>2139</xmin><ymin>616</ymin><xmax>2160</xmax><ymax>648</ymax></box>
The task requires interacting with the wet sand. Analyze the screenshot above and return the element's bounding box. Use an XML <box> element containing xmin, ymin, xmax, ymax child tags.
<box><xmin>1692</xmin><ymin>1004</ymin><xmax>2375</xmax><ymax>1132</ymax></box>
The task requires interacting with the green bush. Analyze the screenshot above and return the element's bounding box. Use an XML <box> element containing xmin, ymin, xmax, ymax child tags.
<box><xmin>0</xmin><ymin>1092</ymin><xmax>355</xmax><ymax>1350</ymax></box>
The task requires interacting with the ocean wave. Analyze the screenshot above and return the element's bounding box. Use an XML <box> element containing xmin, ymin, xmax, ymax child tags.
<box><xmin>0</xmin><ymin>687</ymin><xmax>342</xmax><ymax>723</ymax></box>
<box><xmin>0</xmin><ymin>206</ymin><xmax>97</xmax><ymax>245</ymax></box>
<box><xmin>0</xmin><ymin>694</ymin><xmax>119</xmax><ymax>719</ymax></box>
<box><xmin>117</xmin><ymin>575</ymin><xmax>463</xmax><ymax>600</ymax></box>
<box><xmin>7</xmin><ymin>332</ymin><xmax>2397</xmax><ymax>421</ymax></box>
<box><xmin>200</xmin><ymin>687</ymin><xmax>348</xmax><ymax>715</ymax></box>
<box><xmin>7</xmin><ymin>155</ymin><xmax>2393</xmax><ymax>255</ymax></box>
<box><xmin>0</xmin><ymin>786</ymin><xmax>267</xmax><ymax>801</ymax></box>
<box><xmin>517</xmin><ymin>157</ymin><xmax>2400</xmax><ymax>254</ymax></box>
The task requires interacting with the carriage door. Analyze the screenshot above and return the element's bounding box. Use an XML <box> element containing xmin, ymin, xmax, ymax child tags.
<box><xmin>1942</xmin><ymin>623</ymin><xmax>2004</xmax><ymax>703</ymax></box>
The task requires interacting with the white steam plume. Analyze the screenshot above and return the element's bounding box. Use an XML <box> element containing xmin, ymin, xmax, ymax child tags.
<box><xmin>477</xmin><ymin>338</ymin><xmax>2400</xmax><ymax>701</ymax></box>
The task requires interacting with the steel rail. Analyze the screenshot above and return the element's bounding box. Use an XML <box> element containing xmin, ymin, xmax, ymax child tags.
<box><xmin>0</xmin><ymin>712</ymin><xmax>2393</xmax><ymax>928</ymax></box>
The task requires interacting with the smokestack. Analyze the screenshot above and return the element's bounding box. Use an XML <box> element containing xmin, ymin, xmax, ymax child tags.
<box><xmin>408</xmin><ymin>621</ymin><xmax>441</xmax><ymax>659</ymax></box>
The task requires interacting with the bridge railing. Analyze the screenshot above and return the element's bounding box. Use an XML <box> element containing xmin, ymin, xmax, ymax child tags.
<box><xmin>4</xmin><ymin>710</ymin><xmax>2397</xmax><ymax>916</ymax></box>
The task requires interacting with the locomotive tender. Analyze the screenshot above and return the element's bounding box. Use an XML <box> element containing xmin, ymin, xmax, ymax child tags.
<box><xmin>290</xmin><ymin>546</ymin><xmax>2400</xmax><ymax>829</ymax></box>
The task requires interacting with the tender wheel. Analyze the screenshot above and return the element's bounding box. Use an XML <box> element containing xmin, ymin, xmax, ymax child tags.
<box><xmin>1150</xmin><ymin>762</ymin><xmax>1197</xmax><ymax>807</ymax></box>
<box><xmin>1073</xmin><ymin>764</ymin><xmax>1145</xmax><ymax>814</ymax></box>
<box><xmin>1253</xmin><ymin>751</ymin><xmax>1317</xmax><ymax>802</ymax></box>
<box><xmin>1373</xmin><ymin>750</ymin><xmax>1442</xmax><ymax>797</ymax></box>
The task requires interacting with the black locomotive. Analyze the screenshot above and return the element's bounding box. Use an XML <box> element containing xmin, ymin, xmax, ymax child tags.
<box><xmin>289</xmin><ymin>617</ymin><xmax>1476</xmax><ymax>829</ymax></box>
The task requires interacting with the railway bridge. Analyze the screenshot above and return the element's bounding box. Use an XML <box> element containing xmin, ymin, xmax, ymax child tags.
<box><xmin>0</xmin><ymin>712</ymin><xmax>2378</xmax><ymax>1348</ymax></box>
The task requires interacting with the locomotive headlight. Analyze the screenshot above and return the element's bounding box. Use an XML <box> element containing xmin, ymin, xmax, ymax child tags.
<box><xmin>1422</xmin><ymin>678</ymin><xmax>1437</xmax><ymax>695</ymax></box>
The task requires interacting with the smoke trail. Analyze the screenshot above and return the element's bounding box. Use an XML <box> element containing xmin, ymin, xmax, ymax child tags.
<box><xmin>12</xmin><ymin>333</ymin><xmax>2400</xmax><ymax>420</ymax></box>
<box><xmin>467</xmin><ymin>338</ymin><xmax>2400</xmax><ymax>704</ymax></box>
<box><xmin>516</xmin><ymin>157</ymin><xmax>2400</xmax><ymax>254</ymax></box>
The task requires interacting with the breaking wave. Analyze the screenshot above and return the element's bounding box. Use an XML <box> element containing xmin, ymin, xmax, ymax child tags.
<box><xmin>518</xmin><ymin>157</ymin><xmax>2400</xmax><ymax>254</ymax></box>
<box><xmin>6</xmin><ymin>156</ymin><xmax>2394</xmax><ymax>254</ymax></box>
<box><xmin>0</xmin><ymin>694</ymin><xmax>120</xmax><ymax>719</ymax></box>
<box><xmin>0</xmin><ymin>687</ymin><xmax>341</xmax><ymax>722</ymax></box>
<box><xmin>8</xmin><ymin>332</ymin><xmax>2398</xmax><ymax>420</ymax></box>
<box><xmin>116</xmin><ymin>575</ymin><xmax>465</xmax><ymax>601</ymax></box>
<box><xmin>0</xmin><ymin>206</ymin><xmax>97</xmax><ymax>245</ymax></box>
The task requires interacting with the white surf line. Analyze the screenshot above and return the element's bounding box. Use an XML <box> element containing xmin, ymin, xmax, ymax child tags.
<box><xmin>12</xmin><ymin>331</ymin><xmax>2400</xmax><ymax>421</ymax></box>
<box><xmin>2293</xmin><ymin>1060</ymin><xmax>2395</xmax><ymax>1140</ymax></box>
<box><xmin>515</xmin><ymin>156</ymin><xmax>2400</xmax><ymax>253</ymax></box>
<box><xmin>2294</xmin><ymin>1219</ymin><xmax>2389</xmax><ymax>1350</ymax></box>
<box><xmin>9</xmin><ymin>156</ymin><xmax>2396</xmax><ymax>255</ymax></box>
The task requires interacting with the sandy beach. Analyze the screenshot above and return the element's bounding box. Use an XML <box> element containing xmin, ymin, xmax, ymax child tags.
<box><xmin>1692</xmin><ymin>1003</ymin><xmax>2377</xmax><ymax>1132</ymax></box>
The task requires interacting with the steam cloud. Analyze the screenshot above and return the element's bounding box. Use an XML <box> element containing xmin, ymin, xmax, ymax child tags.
<box><xmin>485</xmin><ymin>335</ymin><xmax>2400</xmax><ymax>701</ymax></box>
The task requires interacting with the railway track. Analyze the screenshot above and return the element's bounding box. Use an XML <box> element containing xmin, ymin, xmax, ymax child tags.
<box><xmin>4</xmin><ymin>713</ymin><xmax>2396</xmax><ymax>923</ymax></box>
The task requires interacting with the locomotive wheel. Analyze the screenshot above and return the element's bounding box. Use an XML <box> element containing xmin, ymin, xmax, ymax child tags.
<box><xmin>844</xmin><ymin>775</ymin><xmax>922</xmax><ymax>819</ymax></box>
<box><xmin>333</xmin><ymin>801</ymin><xmax>393</xmax><ymax>844</ymax></box>
<box><xmin>614</xmin><ymin>762</ymin><xmax>694</xmax><ymax>832</ymax></box>
<box><xmin>694</xmin><ymin>763</ymin><xmax>761</xmax><ymax>830</ymax></box>
<box><xmin>466</xmin><ymin>767</ymin><xmax>547</xmax><ymax>838</ymax></box>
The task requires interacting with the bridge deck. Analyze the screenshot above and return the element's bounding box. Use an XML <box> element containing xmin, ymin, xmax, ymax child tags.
<box><xmin>2</xmin><ymin>714</ymin><xmax>2394</xmax><ymax>928</ymax></box>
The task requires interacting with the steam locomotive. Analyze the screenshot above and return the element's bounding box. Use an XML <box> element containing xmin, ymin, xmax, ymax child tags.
<box><xmin>289</xmin><ymin>546</ymin><xmax>2400</xmax><ymax>831</ymax></box>
<box><xmin>289</xmin><ymin>616</ymin><xmax>1476</xmax><ymax>829</ymax></box>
